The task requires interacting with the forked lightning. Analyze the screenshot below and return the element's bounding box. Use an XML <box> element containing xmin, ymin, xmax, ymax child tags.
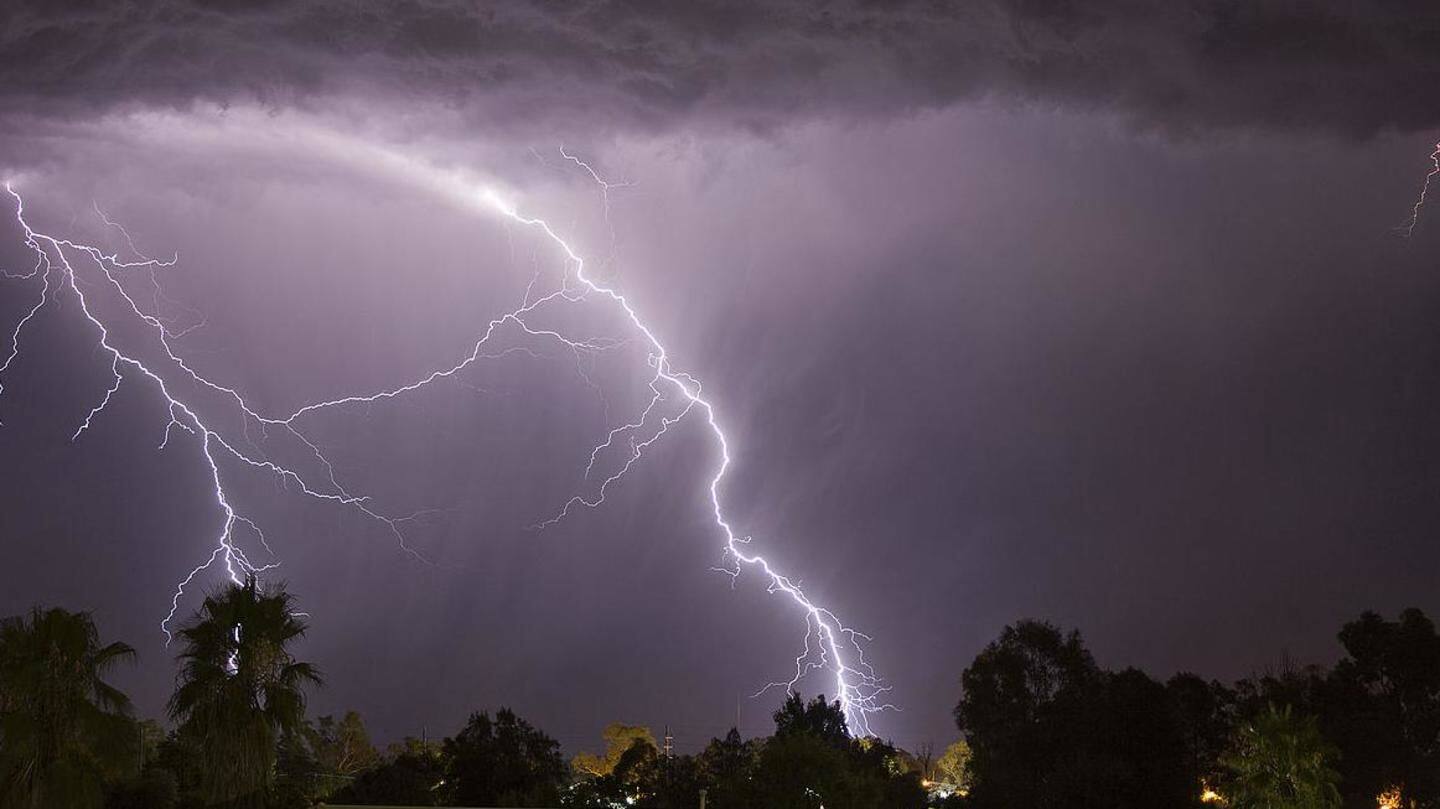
<box><xmin>0</xmin><ymin>147</ymin><xmax>890</xmax><ymax>734</ymax></box>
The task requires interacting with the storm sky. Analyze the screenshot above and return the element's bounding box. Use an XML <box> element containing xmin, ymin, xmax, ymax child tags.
<box><xmin>3</xmin><ymin>0</ymin><xmax>1440</xmax><ymax>753</ymax></box>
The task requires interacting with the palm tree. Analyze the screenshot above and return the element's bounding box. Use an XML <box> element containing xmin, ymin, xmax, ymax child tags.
<box><xmin>0</xmin><ymin>606</ymin><xmax>137</xmax><ymax>809</ymax></box>
<box><xmin>1221</xmin><ymin>703</ymin><xmax>1342</xmax><ymax>809</ymax></box>
<box><xmin>168</xmin><ymin>578</ymin><xmax>320</xmax><ymax>807</ymax></box>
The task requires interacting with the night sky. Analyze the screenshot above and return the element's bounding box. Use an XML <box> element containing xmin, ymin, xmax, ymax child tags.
<box><xmin>3</xmin><ymin>1</ymin><xmax>1440</xmax><ymax>756</ymax></box>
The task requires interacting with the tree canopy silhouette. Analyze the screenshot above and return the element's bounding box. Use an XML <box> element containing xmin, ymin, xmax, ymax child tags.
<box><xmin>443</xmin><ymin>708</ymin><xmax>566</xmax><ymax>807</ymax></box>
<box><xmin>0</xmin><ymin>607</ymin><xmax>135</xmax><ymax>809</ymax></box>
<box><xmin>167</xmin><ymin>578</ymin><xmax>320</xmax><ymax>808</ymax></box>
<box><xmin>773</xmin><ymin>692</ymin><xmax>850</xmax><ymax>748</ymax></box>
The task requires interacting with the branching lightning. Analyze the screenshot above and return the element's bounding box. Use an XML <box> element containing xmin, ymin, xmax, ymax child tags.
<box><xmin>0</xmin><ymin>146</ymin><xmax>889</xmax><ymax>733</ymax></box>
<box><xmin>2</xmin><ymin>186</ymin><xmax>431</xmax><ymax>642</ymax></box>
<box><xmin>1399</xmin><ymin>140</ymin><xmax>1440</xmax><ymax>238</ymax></box>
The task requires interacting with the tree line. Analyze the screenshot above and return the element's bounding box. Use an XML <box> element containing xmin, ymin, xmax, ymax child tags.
<box><xmin>1</xmin><ymin>577</ymin><xmax>1436</xmax><ymax>808</ymax></box>
<box><xmin>953</xmin><ymin>610</ymin><xmax>1439</xmax><ymax>809</ymax></box>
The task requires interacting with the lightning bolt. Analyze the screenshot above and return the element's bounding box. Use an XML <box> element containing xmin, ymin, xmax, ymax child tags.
<box><xmin>482</xmin><ymin>183</ymin><xmax>892</xmax><ymax>734</ymax></box>
<box><xmin>0</xmin><ymin>146</ymin><xmax>890</xmax><ymax>733</ymax></box>
<box><xmin>1399</xmin><ymin>140</ymin><xmax>1440</xmax><ymax>238</ymax></box>
<box><xmin>3</xmin><ymin>185</ymin><xmax>431</xmax><ymax>642</ymax></box>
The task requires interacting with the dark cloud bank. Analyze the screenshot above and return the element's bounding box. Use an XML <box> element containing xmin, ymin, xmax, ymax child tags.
<box><xmin>4</xmin><ymin>0</ymin><xmax>1440</xmax><ymax>134</ymax></box>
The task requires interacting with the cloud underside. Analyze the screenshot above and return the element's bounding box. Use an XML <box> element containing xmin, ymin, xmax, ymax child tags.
<box><xmin>3</xmin><ymin>0</ymin><xmax>1440</xmax><ymax>136</ymax></box>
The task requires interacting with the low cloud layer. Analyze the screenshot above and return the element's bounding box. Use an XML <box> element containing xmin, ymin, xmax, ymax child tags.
<box><xmin>4</xmin><ymin>0</ymin><xmax>1440</xmax><ymax>135</ymax></box>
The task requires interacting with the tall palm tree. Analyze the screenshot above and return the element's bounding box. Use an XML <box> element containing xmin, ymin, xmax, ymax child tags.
<box><xmin>168</xmin><ymin>578</ymin><xmax>320</xmax><ymax>808</ymax></box>
<box><xmin>1221</xmin><ymin>703</ymin><xmax>1342</xmax><ymax>809</ymax></box>
<box><xmin>0</xmin><ymin>606</ymin><xmax>136</xmax><ymax>809</ymax></box>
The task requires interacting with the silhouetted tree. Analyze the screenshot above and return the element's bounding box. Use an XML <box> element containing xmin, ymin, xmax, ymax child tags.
<box><xmin>954</xmin><ymin>619</ymin><xmax>1098</xmax><ymax>807</ymax></box>
<box><xmin>773</xmin><ymin>692</ymin><xmax>850</xmax><ymax>748</ymax></box>
<box><xmin>1226</xmin><ymin>611</ymin><xmax>1440</xmax><ymax>809</ymax></box>
<box><xmin>269</xmin><ymin>725</ymin><xmax>325</xmax><ymax>808</ymax></box>
<box><xmin>1167</xmin><ymin>673</ymin><xmax>1237</xmax><ymax>793</ymax></box>
<box><xmin>1235</xmin><ymin>660</ymin><xmax>1327</xmax><ymax>720</ymax></box>
<box><xmin>696</xmin><ymin>728</ymin><xmax>761</xmax><ymax>809</ymax></box>
<box><xmin>1323</xmin><ymin>608</ymin><xmax>1440</xmax><ymax>809</ymax></box>
<box><xmin>328</xmin><ymin>747</ymin><xmax>446</xmax><ymax>806</ymax></box>
<box><xmin>148</xmin><ymin>726</ymin><xmax>203</xmax><ymax>806</ymax></box>
<box><xmin>167</xmin><ymin>579</ymin><xmax>321</xmax><ymax>808</ymax></box>
<box><xmin>850</xmin><ymin>737</ymin><xmax>927</xmax><ymax>809</ymax></box>
<box><xmin>745</xmin><ymin>692</ymin><xmax>925</xmax><ymax>809</ymax></box>
<box><xmin>0</xmin><ymin>607</ymin><xmax>136</xmax><ymax>809</ymax></box>
<box><xmin>443</xmin><ymin>708</ymin><xmax>565</xmax><ymax>807</ymax></box>
<box><xmin>383</xmin><ymin>735</ymin><xmax>443</xmax><ymax>760</ymax></box>
<box><xmin>750</xmin><ymin>731</ymin><xmax>864</xmax><ymax>809</ymax></box>
<box><xmin>640</xmin><ymin>752</ymin><xmax>706</xmax><ymax>809</ymax></box>
<box><xmin>104</xmin><ymin>767</ymin><xmax>179</xmax><ymax>809</ymax></box>
<box><xmin>1056</xmin><ymin>667</ymin><xmax>1189</xmax><ymax>808</ymax></box>
<box><xmin>744</xmin><ymin>730</ymin><xmax>926</xmax><ymax>809</ymax></box>
<box><xmin>103</xmin><ymin>718</ymin><xmax>180</xmax><ymax>809</ymax></box>
<box><xmin>955</xmin><ymin>621</ymin><xmax>1191</xmax><ymax>808</ymax></box>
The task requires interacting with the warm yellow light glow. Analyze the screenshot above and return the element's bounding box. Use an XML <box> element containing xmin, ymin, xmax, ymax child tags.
<box><xmin>1200</xmin><ymin>781</ymin><xmax>1225</xmax><ymax>804</ymax></box>
<box><xmin>1377</xmin><ymin>786</ymin><xmax>1403</xmax><ymax>809</ymax></box>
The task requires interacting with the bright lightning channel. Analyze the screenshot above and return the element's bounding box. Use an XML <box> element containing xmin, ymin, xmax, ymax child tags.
<box><xmin>1399</xmin><ymin>140</ymin><xmax>1440</xmax><ymax>238</ymax></box>
<box><xmin>0</xmin><ymin>153</ymin><xmax>890</xmax><ymax>734</ymax></box>
<box><xmin>3</xmin><ymin>185</ymin><xmax>429</xmax><ymax>643</ymax></box>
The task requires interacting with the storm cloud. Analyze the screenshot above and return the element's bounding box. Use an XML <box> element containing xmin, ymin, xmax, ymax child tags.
<box><xmin>3</xmin><ymin>0</ymin><xmax>1440</xmax><ymax>135</ymax></box>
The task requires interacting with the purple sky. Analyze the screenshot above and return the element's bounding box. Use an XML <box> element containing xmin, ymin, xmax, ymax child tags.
<box><xmin>3</xmin><ymin>1</ymin><xmax>1440</xmax><ymax>754</ymax></box>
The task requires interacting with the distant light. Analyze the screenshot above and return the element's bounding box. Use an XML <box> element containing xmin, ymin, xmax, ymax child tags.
<box><xmin>1377</xmin><ymin>786</ymin><xmax>1403</xmax><ymax>809</ymax></box>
